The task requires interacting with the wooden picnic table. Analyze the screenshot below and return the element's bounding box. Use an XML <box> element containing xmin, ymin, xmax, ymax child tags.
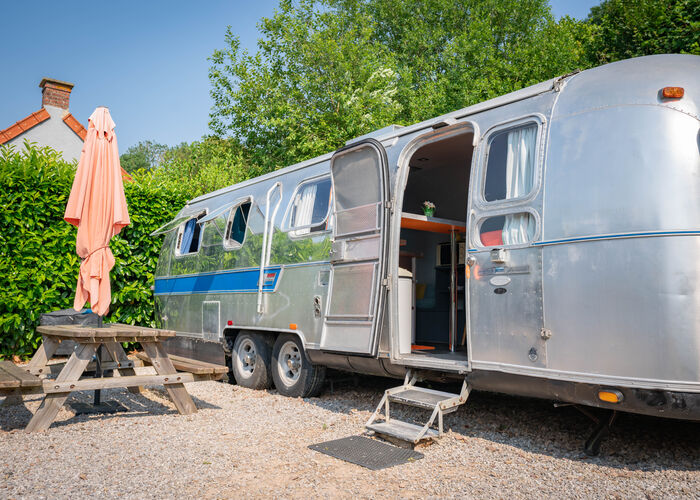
<box><xmin>0</xmin><ymin>323</ymin><xmax>227</xmax><ymax>432</ymax></box>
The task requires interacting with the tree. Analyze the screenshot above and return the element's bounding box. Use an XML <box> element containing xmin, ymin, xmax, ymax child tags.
<box><xmin>119</xmin><ymin>140</ymin><xmax>168</xmax><ymax>173</ymax></box>
<box><xmin>209</xmin><ymin>0</ymin><xmax>592</xmax><ymax>171</ymax></box>
<box><xmin>347</xmin><ymin>0</ymin><xmax>593</xmax><ymax>123</ymax></box>
<box><xmin>152</xmin><ymin>136</ymin><xmax>258</xmax><ymax>197</ymax></box>
<box><xmin>586</xmin><ymin>0</ymin><xmax>700</xmax><ymax>64</ymax></box>
<box><xmin>209</xmin><ymin>0</ymin><xmax>402</xmax><ymax>172</ymax></box>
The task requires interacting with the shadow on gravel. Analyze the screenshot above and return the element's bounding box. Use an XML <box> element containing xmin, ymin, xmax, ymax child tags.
<box><xmin>305</xmin><ymin>372</ymin><xmax>700</xmax><ymax>472</ymax></box>
<box><xmin>0</xmin><ymin>387</ymin><xmax>221</xmax><ymax>431</ymax></box>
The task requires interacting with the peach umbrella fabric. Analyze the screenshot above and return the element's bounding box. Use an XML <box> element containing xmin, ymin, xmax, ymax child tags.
<box><xmin>64</xmin><ymin>107</ymin><xmax>130</xmax><ymax>316</ymax></box>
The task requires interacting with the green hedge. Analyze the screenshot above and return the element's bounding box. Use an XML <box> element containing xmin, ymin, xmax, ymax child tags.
<box><xmin>0</xmin><ymin>142</ymin><xmax>192</xmax><ymax>358</ymax></box>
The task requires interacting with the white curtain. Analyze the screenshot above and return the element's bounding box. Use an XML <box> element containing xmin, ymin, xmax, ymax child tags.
<box><xmin>291</xmin><ymin>183</ymin><xmax>317</xmax><ymax>236</ymax></box>
<box><xmin>503</xmin><ymin>126</ymin><xmax>537</xmax><ymax>245</ymax></box>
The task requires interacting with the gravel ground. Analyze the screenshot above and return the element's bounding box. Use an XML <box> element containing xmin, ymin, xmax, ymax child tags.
<box><xmin>1</xmin><ymin>369</ymin><xmax>698</xmax><ymax>499</ymax></box>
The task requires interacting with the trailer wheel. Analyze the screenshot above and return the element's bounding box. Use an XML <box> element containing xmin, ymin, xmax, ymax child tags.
<box><xmin>231</xmin><ymin>333</ymin><xmax>272</xmax><ymax>390</ymax></box>
<box><xmin>271</xmin><ymin>334</ymin><xmax>325</xmax><ymax>398</ymax></box>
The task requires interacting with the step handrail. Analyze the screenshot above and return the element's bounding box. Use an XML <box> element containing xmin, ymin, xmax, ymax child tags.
<box><xmin>257</xmin><ymin>182</ymin><xmax>283</xmax><ymax>314</ymax></box>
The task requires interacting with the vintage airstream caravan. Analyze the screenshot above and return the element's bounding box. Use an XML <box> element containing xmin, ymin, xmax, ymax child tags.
<box><xmin>152</xmin><ymin>55</ymin><xmax>699</xmax><ymax>447</ymax></box>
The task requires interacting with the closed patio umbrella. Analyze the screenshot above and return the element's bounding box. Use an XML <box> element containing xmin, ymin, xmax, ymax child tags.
<box><xmin>64</xmin><ymin>107</ymin><xmax>130</xmax><ymax>317</ymax></box>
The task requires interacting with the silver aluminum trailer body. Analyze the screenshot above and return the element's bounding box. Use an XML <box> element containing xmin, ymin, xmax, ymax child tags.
<box><xmin>154</xmin><ymin>55</ymin><xmax>700</xmax><ymax>420</ymax></box>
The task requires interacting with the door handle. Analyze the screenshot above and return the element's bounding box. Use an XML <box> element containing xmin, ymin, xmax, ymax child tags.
<box><xmin>466</xmin><ymin>255</ymin><xmax>477</xmax><ymax>267</ymax></box>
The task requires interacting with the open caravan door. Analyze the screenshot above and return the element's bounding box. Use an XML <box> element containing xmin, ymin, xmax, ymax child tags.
<box><xmin>320</xmin><ymin>139</ymin><xmax>390</xmax><ymax>355</ymax></box>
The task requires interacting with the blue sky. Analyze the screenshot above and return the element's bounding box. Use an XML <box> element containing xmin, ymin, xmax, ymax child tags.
<box><xmin>0</xmin><ymin>0</ymin><xmax>600</xmax><ymax>153</ymax></box>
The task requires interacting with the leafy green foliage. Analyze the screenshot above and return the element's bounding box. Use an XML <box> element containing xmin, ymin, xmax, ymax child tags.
<box><xmin>0</xmin><ymin>142</ymin><xmax>191</xmax><ymax>358</ymax></box>
<box><xmin>352</xmin><ymin>0</ymin><xmax>594</xmax><ymax>124</ymax></box>
<box><xmin>208</xmin><ymin>0</ymin><xmax>593</xmax><ymax>171</ymax></box>
<box><xmin>210</xmin><ymin>0</ymin><xmax>402</xmax><ymax>172</ymax></box>
<box><xmin>152</xmin><ymin>136</ymin><xmax>262</xmax><ymax>196</ymax></box>
<box><xmin>587</xmin><ymin>0</ymin><xmax>700</xmax><ymax>64</ymax></box>
<box><xmin>119</xmin><ymin>140</ymin><xmax>169</xmax><ymax>173</ymax></box>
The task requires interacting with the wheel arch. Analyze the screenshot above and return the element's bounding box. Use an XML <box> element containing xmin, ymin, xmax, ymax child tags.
<box><xmin>223</xmin><ymin>326</ymin><xmax>309</xmax><ymax>354</ymax></box>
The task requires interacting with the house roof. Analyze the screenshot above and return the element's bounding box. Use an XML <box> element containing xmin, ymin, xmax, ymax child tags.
<box><xmin>0</xmin><ymin>108</ymin><xmax>88</xmax><ymax>145</ymax></box>
<box><xmin>0</xmin><ymin>108</ymin><xmax>51</xmax><ymax>144</ymax></box>
<box><xmin>0</xmin><ymin>107</ymin><xmax>132</xmax><ymax>181</ymax></box>
<box><xmin>62</xmin><ymin>112</ymin><xmax>87</xmax><ymax>140</ymax></box>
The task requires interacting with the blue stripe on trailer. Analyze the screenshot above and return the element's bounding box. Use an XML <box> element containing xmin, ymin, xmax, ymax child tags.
<box><xmin>154</xmin><ymin>267</ymin><xmax>281</xmax><ymax>295</ymax></box>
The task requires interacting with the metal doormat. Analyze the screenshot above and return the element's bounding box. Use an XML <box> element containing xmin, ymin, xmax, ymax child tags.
<box><xmin>309</xmin><ymin>435</ymin><xmax>424</xmax><ymax>470</ymax></box>
<box><xmin>69</xmin><ymin>400</ymin><xmax>128</xmax><ymax>415</ymax></box>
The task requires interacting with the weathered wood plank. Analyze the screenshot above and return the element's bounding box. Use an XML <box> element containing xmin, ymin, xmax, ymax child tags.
<box><xmin>142</xmin><ymin>343</ymin><xmax>197</xmax><ymax>415</ymax></box>
<box><xmin>26</xmin><ymin>336</ymin><xmax>60</xmax><ymax>376</ymax></box>
<box><xmin>36</xmin><ymin>324</ymin><xmax>175</xmax><ymax>340</ymax></box>
<box><xmin>169</xmin><ymin>355</ymin><xmax>229</xmax><ymax>374</ymax></box>
<box><xmin>42</xmin><ymin>372</ymin><xmax>195</xmax><ymax>393</ymax></box>
<box><xmin>25</xmin><ymin>343</ymin><xmax>97</xmax><ymax>433</ymax></box>
<box><xmin>0</xmin><ymin>361</ymin><xmax>42</xmax><ymax>387</ymax></box>
<box><xmin>1</xmin><ymin>388</ymin><xmax>24</xmax><ymax>407</ymax></box>
<box><xmin>103</xmin><ymin>342</ymin><xmax>141</xmax><ymax>394</ymax></box>
<box><xmin>135</xmin><ymin>352</ymin><xmax>228</xmax><ymax>375</ymax></box>
<box><xmin>0</xmin><ymin>370</ymin><xmax>21</xmax><ymax>389</ymax></box>
<box><xmin>0</xmin><ymin>386</ymin><xmax>43</xmax><ymax>396</ymax></box>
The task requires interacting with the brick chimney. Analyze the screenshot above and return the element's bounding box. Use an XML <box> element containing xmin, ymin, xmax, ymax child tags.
<box><xmin>39</xmin><ymin>78</ymin><xmax>74</xmax><ymax>110</ymax></box>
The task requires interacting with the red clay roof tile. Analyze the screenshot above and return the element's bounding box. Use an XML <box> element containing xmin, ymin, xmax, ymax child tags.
<box><xmin>62</xmin><ymin>112</ymin><xmax>87</xmax><ymax>140</ymax></box>
<box><xmin>0</xmin><ymin>108</ymin><xmax>51</xmax><ymax>144</ymax></box>
<box><xmin>2</xmin><ymin>107</ymin><xmax>132</xmax><ymax>181</ymax></box>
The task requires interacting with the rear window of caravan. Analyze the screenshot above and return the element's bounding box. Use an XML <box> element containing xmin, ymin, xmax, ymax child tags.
<box><xmin>287</xmin><ymin>177</ymin><xmax>332</xmax><ymax>237</ymax></box>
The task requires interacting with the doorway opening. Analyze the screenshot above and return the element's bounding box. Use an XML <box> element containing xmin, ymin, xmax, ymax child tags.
<box><xmin>396</xmin><ymin>128</ymin><xmax>474</xmax><ymax>364</ymax></box>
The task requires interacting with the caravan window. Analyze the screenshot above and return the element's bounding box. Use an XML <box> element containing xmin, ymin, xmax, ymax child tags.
<box><xmin>288</xmin><ymin>177</ymin><xmax>332</xmax><ymax>237</ymax></box>
<box><xmin>478</xmin><ymin>212</ymin><xmax>536</xmax><ymax>247</ymax></box>
<box><xmin>175</xmin><ymin>214</ymin><xmax>205</xmax><ymax>256</ymax></box>
<box><xmin>225</xmin><ymin>201</ymin><xmax>251</xmax><ymax>249</ymax></box>
<box><xmin>483</xmin><ymin>123</ymin><xmax>538</xmax><ymax>203</ymax></box>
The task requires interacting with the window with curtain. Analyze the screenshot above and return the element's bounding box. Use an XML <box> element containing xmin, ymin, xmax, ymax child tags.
<box><xmin>481</xmin><ymin>122</ymin><xmax>538</xmax><ymax>247</ymax></box>
<box><xmin>483</xmin><ymin>123</ymin><xmax>538</xmax><ymax>203</ymax></box>
<box><xmin>176</xmin><ymin>216</ymin><xmax>204</xmax><ymax>255</ymax></box>
<box><xmin>289</xmin><ymin>177</ymin><xmax>332</xmax><ymax>237</ymax></box>
<box><xmin>225</xmin><ymin>201</ymin><xmax>251</xmax><ymax>249</ymax></box>
<box><xmin>479</xmin><ymin>213</ymin><xmax>536</xmax><ymax>247</ymax></box>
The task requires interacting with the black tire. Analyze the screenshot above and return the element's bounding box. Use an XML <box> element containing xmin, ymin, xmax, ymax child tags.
<box><xmin>231</xmin><ymin>332</ymin><xmax>272</xmax><ymax>389</ymax></box>
<box><xmin>271</xmin><ymin>334</ymin><xmax>325</xmax><ymax>398</ymax></box>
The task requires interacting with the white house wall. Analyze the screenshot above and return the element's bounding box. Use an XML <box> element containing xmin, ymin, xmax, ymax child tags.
<box><xmin>5</xmin><ymin>105</ymin><xmax>84</xmax><ymax>162</ymax></box>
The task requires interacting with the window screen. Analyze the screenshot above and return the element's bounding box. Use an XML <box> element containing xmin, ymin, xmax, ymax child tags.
<box><xmin>479</xmin><ymin>213</ymin><xmax>536</xmax><ymax>246</ymax></box>
<box><xmin>484</xmin><ymin>123</ymin><xmax>538</xmax><ymax>202</ymax></box>
<box><xmin>289</xmin><ymin>177</ymin><xmax>332</xmax><ymax>236</ymax></box>
<box><xmin>226</xmin><ymin>202</ymin><xmax>251</xmax><ymax>248</ymax></box>
<box><xmin>176</xmin><ymin>215</ymin><xmax>204</xmax><ymax>255</ymax></box>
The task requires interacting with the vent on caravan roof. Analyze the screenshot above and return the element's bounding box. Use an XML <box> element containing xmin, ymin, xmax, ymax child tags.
<box><xmin>345</xmin><ymin>124</ymin><xmax>404</xmax><ymax>145</ymax></box>
<box><xmin>150</xmin><ymin>209</ymin><xmax>207</xmax><ymax>236</ymax></box>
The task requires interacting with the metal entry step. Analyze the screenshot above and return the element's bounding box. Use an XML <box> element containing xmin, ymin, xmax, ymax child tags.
<box><xmin>388</xmin><ymin>387</ymin><xmax>462</xmax><ymax>413</ymax></box>
<box><xmin>365</xmin><ymin>370</ymin><xmax>470</xmax><ymax>444</ymax></box>
<box><xmin>366</xmin><ymin>420</ymin><xmax>439</xmax><ymax>443</ymax></box>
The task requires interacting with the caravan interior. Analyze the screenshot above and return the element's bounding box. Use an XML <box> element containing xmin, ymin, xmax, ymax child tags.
<box><xmin>397</xmin><ymin>129</ymin><xmax>474</xmax><ymax>363</ymax></box>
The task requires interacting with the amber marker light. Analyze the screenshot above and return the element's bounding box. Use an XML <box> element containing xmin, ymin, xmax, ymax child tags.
<box><xmin>289</xmin><ymin>323</ymin><xmax>298</xmax><ymax>330</ymax></box>
<box><xmin>662</xmin><ymin>87</ymin><xmax>684</xmax><ymax>99</ymax></box>
<box><xmin>598</xmin><ymin>390</ymin><xmax>623</xmax><ymax>404</ymax></box>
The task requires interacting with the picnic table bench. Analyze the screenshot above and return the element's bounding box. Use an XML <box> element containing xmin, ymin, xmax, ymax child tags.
<box><xmin>0</xmin><ymin>323</ymin><xmax>228</xmax><ymax>432</ymax></box>
<box><xmin>0</xmin><ymin>360</ymin><xmax>43</xmax><ymax>392</ymax></box>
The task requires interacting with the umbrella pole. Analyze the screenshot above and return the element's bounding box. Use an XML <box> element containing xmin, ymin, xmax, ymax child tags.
<box><xmin>94</xmin><ymin>315</ymin><xmax>105</xmax><ymax>405</ymax></box>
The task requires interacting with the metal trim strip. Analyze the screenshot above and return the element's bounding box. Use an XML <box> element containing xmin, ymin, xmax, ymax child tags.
<box><xmin>467</xmin><ymin>230</ymin><xmax>700</xmax><ymax>252</ymax></box>
<box><xmin>470</xmin><ymin>360</ymin><xmax>700</xmax><ymax>393</ymax></box>
<box><xmin>533</xmin><ymin>230</ymin><xmax>700</xmax><ymax>247</ymax></box>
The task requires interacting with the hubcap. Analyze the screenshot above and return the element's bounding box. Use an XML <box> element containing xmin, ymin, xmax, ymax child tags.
<box><xmin>236</xmin><ymin>338</ymin><xmax>257</xmax><ymax>379</ymax></box>
<box><xmin>277</xmin><ymin>341</ymin><xmax>302</xmax><ymax>386</ymax></box>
